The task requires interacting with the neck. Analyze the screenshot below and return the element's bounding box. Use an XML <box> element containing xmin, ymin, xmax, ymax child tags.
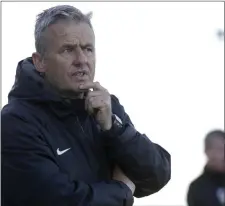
<box><xmin>206</xmin><ymin>162</ymin><xmax>225</xmax><ymax>174</ymax></box>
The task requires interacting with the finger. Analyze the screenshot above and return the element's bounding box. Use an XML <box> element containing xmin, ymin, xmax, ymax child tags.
<box><xmin>85</xmin><ymin>91</ymin><xmax>102</xmax><ymax>112</ymax></box>
<box><xmin>87</xmin><ymin>102</ymin><xmax>94</xmax><ymax>114</ymax></box>
<box><xmin>93</xmin><ymin>82</ymin><xmax>106</xmax><ymax>91</ymax></box>
<box><xmin>80</xmin><ymin>81</ymin><xmax>106</xmax><ymax>91</ymax></box>
<box><xmin>85</xmin><ymin>96</ymin><xmax>104</xmax><ymax>114</ymax></box>
<box><xmin>80</xmin><ymin>82</ymin><xmax>95</xmax><ymax>90</ymax></box>
<box><xmin>85</xmin><ymin>96</ymin><xmax>95</xmax><ymax>114</ymax></box>
<box><xmin>87</xmin><ymin>90</ymin><xmax>110</xmax><ymax>102</ymax></box>
<box><xmin>89</xmin><ymin>97</ymin><xmax>105</xmax><ymax>109</ymax></box>
<box><xmin>86</xmin><ymin>91</ymin><xmax>103</xmax><ymax>98</ymax></box>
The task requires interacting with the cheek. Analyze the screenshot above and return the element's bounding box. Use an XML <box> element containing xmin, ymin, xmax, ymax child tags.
<box><xmin>89</xmin><ymin>58</ymin><xmax>96</xmax><ymax>76</ymax></box>
<box><xmin>54</xmin><ymin>56</ymin><xmax>73</xmax><ymax>75</ymax></box>
<box><xmin>211</xmin><ymin>150</ymin><xmax>224</xmax><ymax>161</ymax></box>
<box><xmin>46</xmin><ymin>61</ymin><xmax>71</xmax><ymax>86</ymax></box>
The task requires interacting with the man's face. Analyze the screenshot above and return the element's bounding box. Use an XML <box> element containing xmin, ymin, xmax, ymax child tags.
<box><xmin>206</xmin><ymin>136</ymin><xmax>225</xmax><ymax>172</ymax></box>
<box><xmin>37</xmin><ymin>21</ymin><xmax>95</xmax><ymax>96</ymax></box>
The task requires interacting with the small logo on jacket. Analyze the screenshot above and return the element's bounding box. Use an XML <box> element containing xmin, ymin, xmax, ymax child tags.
<box><xmin>216</xmin><ymin>187</ymin><xmax>225</xmax><ymax>205</ymax></box>
<box><xmin>57</xmin><ymin>148</ymin><xmax>71</xmax><ymax>155</ymax></box>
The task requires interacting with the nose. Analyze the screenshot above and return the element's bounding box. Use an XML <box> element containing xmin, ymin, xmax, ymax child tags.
<box><xmin>74</xmin><ymin>47</ymin><xmax>88</xmax><ymax>65</ymax></box>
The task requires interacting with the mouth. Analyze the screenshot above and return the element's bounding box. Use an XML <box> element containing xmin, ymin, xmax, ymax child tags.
<box><xmin>72</xmin><ymin>70</ymin><xmax>89</xmax><ymax>81</ymax></box>
<box><xmin>73</xmin><ymin>70</ymin><xmax>88</xmax><ymax>76</ymax></box>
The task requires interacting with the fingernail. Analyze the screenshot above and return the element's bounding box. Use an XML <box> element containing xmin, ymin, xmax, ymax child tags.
<box><xmin>79</xmin><ymin>84</ymin><xmax>83</xmax><ymax>89</ymax></box>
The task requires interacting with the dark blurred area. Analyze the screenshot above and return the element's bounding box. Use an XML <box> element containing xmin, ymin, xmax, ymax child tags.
<box><xmin>187</xmin><ymin>130</ymin><xmax>225</xmax><ymax>206</ymax></box>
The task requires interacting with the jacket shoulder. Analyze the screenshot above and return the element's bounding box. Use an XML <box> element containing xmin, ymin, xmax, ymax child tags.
<box><xmin>2</xmin><ymin>100</ymin><xmax>27</xmax><ymax>118</ymax></box>
<box><xmin>1</xmin><ymin>100</ymin><xmax>45</xmax><ymax>133</ymax></box>
<box><xmin>1</xmin><ymin>100</ymin><xmax>49</xmax><ymax>151</ymax></box>
<box><xmin>110</xmin><ymin>94</ymin><xmax>120</xmax><ymax>105</ymax></box>
<box><xmin>2</xmin><ymin>100</ymin><xmax>35</xmax><ymax>118</ymax></box>
<box><xmin>110</xmin><ymin>94</ymin><xmax>125</xmax><ymax>118</ymax></box>
<box><xmin>188</xmin><ymin>173</ymin><xmax>206</xmax><ymax>192</ymax></box>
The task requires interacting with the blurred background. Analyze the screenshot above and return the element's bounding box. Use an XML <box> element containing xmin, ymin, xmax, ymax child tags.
<box><xmin>2</xmin><ymin>2</ymin><xmax>224</xmax><ymax>205</ymax></box>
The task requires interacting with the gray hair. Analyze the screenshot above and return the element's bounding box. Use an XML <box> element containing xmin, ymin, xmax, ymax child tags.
<box><xmin>35</xmin><ymin>5</ymin><xmax>93</xmax><ymax>58</ymax></box>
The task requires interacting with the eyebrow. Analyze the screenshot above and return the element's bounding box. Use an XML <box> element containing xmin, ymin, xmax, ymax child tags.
<box><xmin>61</xmin><ymin>43</ymin><xmax>94</xmax><ymax>49</ymax></box>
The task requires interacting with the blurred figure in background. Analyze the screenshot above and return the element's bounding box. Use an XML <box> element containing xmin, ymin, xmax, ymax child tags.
<box><xmin>187</xmin><ymin>130</ymin><xmax>225</xmax><ymax>206</ymax></box>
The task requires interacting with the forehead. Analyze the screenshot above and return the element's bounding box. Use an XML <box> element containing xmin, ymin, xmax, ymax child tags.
<box><xmin>210</xmin><ymin>136</ymin><xmax>225</xmax><ymax>147</ymax></box>
<box><xmin>46</xmin><ymin>21</ymin><xmax>95</xmax><ymax>47</ymax></box>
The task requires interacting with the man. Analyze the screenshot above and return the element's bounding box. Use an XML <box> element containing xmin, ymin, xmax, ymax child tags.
<box><xmin>187</xmin><ymin>130</ymin><xmax>225</xmax><ymax>206</ymax></box>
<box><xmin>2</xmin><ymin>5</ymin><xmax>171</xmax><ymax>206</ymax></box>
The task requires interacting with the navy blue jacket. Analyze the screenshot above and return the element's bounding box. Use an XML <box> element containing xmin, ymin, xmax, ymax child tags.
<box><xmin>2</xmin><ymin>58</ymin><xmax>171</xmax><ymax>206</ymax></box>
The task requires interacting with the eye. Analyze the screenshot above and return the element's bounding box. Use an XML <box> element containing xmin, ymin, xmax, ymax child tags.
<box><xmin>85</xmin><ymin>47</ymin><xmax>93</xmax><ymax>53</ymax></box>
<box><xmin>63</xmin><ymin>47</ymin><xmax>74</xmax><ymax>53</ymax></box>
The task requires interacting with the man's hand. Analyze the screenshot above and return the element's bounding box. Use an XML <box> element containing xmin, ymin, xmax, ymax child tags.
<box><xmin>79</xmin><ymin>82</ymin><xmax>112</xmax><ymax>131</ymax></box>
<box><xmin>113</xmin><ymin>165</ymin><xmax>136</xmax><ymax>195</ymax></box>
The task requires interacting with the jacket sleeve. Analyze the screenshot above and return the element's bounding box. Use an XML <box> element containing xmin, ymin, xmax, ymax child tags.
<box><xmin>103</xmin><ymin>95</ymin><xmax>171</xmax><ymax>198</ymax></box>
<box><xmin>2</xmin><ymin>112</ymin><xmax>134</xmax><ymax>206</ymax></box>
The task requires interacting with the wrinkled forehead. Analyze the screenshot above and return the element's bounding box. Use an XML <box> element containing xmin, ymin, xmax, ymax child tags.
<box><xmin>46</xmin><ymin>20</ymin><xmax>95</xmax><ymax>49</ymax></box>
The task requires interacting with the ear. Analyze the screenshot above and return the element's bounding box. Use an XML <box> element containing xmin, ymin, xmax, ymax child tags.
<box><xmin>205</xmin><ymin>148</ymin><xmax>212</xmax><ymax>160</ymax></box>
<box><xmin>32</xmin><ymin>52</ymin><xmax>46</xmax><ymax>73</ymax></box>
